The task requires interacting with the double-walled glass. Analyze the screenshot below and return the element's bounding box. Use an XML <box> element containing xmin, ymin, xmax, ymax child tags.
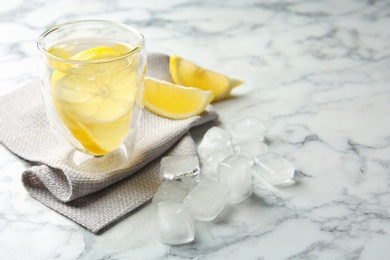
<box><xmin>37</xmin><ymin>20</ymin><xmax>146</xmax><ymax>160</ymax></box>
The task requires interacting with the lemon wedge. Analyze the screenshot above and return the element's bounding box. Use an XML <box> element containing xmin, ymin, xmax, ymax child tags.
<box><xmin>144</xmin><ymin>77</ymin><xmax>214</xmax><ymax>120</ymax></box>
<box><xmin>169</xmin><ymin>54</ymin><xmax>243</xmax><ymax>102</ymax></box>
<box><xmin>50</xmin><ymin>45</ymin><xmax>138</xmax><ymax>155</ymax></box>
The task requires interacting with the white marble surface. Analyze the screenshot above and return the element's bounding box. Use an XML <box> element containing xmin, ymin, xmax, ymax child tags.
<box><xmin>1</xmin><ymin>0</ymin><xmax>390</xmax><ymax>259</ymax></box>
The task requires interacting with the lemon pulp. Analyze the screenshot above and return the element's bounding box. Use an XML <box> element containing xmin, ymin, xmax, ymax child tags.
<box><xmin>143</xmin><ymin>77</ymin><xmax>214</xmax><ymax>120</ymax></box>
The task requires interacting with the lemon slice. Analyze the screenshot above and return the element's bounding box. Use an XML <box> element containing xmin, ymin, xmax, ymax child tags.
<box><xmin>70</xmin><ymin>46</ymin><xmax>122</xmax><ymax>61</ymax></box>
<box><xmin>54</xmin><ymin>100</ymin><xmax>132</xmax><ymax>155</ymax></box>
<box><xmin>48</xmin><ymin>46</ymin><xmax>125</xmax><ymax>72</ymax></box>
<box><xmin>52</xmin><ymin>68</ymin><xmax>137</xmax><ymax>123</ymax></box>
<box><xmin>112</xmin><ymin>43</ymin><xmax>132</xmax><ymax>54</ymax></box>
<box><xmin>170</xmin><ymin>55</ymin><xmax>243</xmax><ymax>102</ymax></box>
<box><xmin>47</xmin><ymin>47</ymin><xmax>71</xmax><ymax>71</ymax></box>
<box><xmin>48</xmin><ymin>47</ymin><xmax>71</xmax><ymax>59</ymax></box>
<box><xmin>143</xmin><ymin>77</ymin><xmax>214</xmax><ymax>120</ymax></box>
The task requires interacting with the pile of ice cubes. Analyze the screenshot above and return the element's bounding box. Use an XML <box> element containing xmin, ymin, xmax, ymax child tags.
<box><xmin>153</xmin><ymin>116</ymin><xmax>295</xmax><ymax>245</ymax></box>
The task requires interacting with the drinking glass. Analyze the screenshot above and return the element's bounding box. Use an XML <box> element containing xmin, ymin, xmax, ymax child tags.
<box><xmin>37</xmin><ymin>20</ymin><xmax>146</xmax><ymax>165</ymax></box>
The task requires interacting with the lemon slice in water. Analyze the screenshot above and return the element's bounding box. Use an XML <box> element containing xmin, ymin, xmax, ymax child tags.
<box><xmin>52</xmin><ymin>68</ymin><xmax>137</xmax><ymax>123</ymax></box>
<box><xmin>54</xmin><ymin>101</ymin><xmax>132</xmax><ymax>155</ymax></box>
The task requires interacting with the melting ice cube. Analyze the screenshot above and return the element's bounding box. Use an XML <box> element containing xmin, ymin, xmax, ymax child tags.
<box><xmin>160</xmin><ymin>155</ymin><xmax>200</xmax><ymax>180</ymax></box>
<box><xmin>184</xmin><ymin>178</ymin><xmax>228</xmax><ymax>221</ymax></box>
<box><xmin>152</xmin><ymin>180</ymin><xmax>190</xmax><ymax>206</ymax></box>
<box><xmin>234</xmin><ymin>139</ymin><xmax>268</xmax><ymax>164</ymax></box>
<box><xmin>230</xmin><ymin>116</ymin><xmax>266</xmax><ymax>144</ymax></box>
<box><xmin>155</xmin><ymin>202</ymin><xmax>195</xmax><ymax>245</ymax></box>
<box><xmin>197</xmin><ymin>127</ymin><xmax>231</xmax><ymax>160</ymax></box>
<box><xmin>254</xmin><ymin>153</ymin><xmax>295</xmax><ymax>185</ymax></box>
<box><xmin>199</xmin><ymin>158</ymin><xmax>219</xmax><ymax>181</ymax></box>
<box><xmin>217</xmin><ymin>154</ymin><xmax>253</xmax><ymax>204</ymax></box>
<box><xmin>181</xmin><ymin>175</ymin><xmax>201</xmax><ymax>190</ymax></box>
<box><xmin>206</xmin><ymin>147</ymin><xmax>234</xmax><ymax>173</ymax></box>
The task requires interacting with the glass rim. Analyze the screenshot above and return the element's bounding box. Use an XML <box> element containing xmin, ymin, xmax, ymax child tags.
<box><xmin>37</xmin><ymin>19</ymin><xmax>145</xmax><ymax>65</ymax></box>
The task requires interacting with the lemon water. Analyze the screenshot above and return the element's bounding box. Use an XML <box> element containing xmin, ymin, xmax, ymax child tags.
<box><xmin>48</xmin><ymin>39</ymin><xmax>141</xmax><ymax>155</ymax></box>
<box><xmin>49</xmin><ymin>38</ymin><xmax>133</xmax><ymax>57</ymax></box>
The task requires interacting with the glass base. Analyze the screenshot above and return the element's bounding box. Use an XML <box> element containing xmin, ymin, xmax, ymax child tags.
<box><xmin>68</xmin><ymin>144</ymin><xmax>129</xmax><ymax>171</ymax></box>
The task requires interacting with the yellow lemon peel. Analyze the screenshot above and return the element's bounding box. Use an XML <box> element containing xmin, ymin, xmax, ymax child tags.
<box><xmin>169</xmin><ymin>54</ymin><xmax>243</xmax><ymax>102</ymax></box>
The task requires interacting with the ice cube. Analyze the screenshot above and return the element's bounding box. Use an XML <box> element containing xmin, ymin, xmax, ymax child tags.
<box><xmin>199</xmin><ymin>158</ymin><xmax>219</xmax><ymax>181</ymax></box>
<box><xmin>155</xmin><ymin>202</ymin><xmax>195</xmax><ymax>245</ymax></box>
<box><xmin>207</xmin><ymin>147</ymin><xmax>234</xmax><ymax>173</ymax></box>
<box><xmin>217</xmin><ymin>155</ymin><xmax>252</xmax><ymax>204</ymax></box>
<box><xmin>181</xmin><ymin>175</ymin><xmax>201</xmax><ymax>190</ymax></box>
<box><xmin>160</xmin><ymin>155</ymin><xmax>200</xmax><ymax>180</ymax></box>
<box><xmin>197</xmin><ymin>127</ymin><xmax>231</xmax><ymax>160</ymax></box>
<box><xmin>152</xmin><ymin>180</ymin><xmax>190</xmax><ymax>206</ymax></box>
<box><xmin>234</xmin><ymin>139</ymin><xmax>268</xmax><ymax>164</ymax></box>
<box><xmin>230</xmin><ymin>117</ymin><xmax>266</xmax><ymax>144</ymax></box>
<box><xmin>184</xmin><ymin>178</ymin><xmax>227</xmax><ymax>221</ymax></box>
<box><xmin>254</xmin><ymin>153</ymin><xmax>295</xmax><ymax>185</ymax></box>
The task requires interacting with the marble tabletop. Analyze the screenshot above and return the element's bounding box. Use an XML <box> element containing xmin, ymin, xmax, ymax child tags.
<box><xmin>1</xmin><ymin>0</ymin><xmax>390</xmax><ymax>259</ymax></box>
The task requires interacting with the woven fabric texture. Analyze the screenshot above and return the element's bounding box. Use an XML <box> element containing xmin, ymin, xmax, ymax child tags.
<box><xmin>0</xmin><ymin>53</ymin><xmax>218</xmax><ymax>233</ymax></box>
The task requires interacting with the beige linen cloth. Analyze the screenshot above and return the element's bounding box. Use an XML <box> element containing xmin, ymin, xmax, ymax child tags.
<box><xmin>0</xmin><ymin>53</ymin><xmax>218</xmax><ymax>233</ymax></box>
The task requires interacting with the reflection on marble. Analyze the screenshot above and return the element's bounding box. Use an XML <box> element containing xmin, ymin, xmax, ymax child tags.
<box><xmin>1</xmin><ymin>0</ymin><xmax>390</xmax><ymax>259</ymax></box>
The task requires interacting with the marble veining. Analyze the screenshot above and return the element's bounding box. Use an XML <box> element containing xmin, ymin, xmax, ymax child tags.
<box><xmin>1</xmin><ymin>0</ymin><xmax>390</xmax><ymax>259</ymax></box>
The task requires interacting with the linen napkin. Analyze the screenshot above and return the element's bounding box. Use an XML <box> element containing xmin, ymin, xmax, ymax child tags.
<box><xmin>0</xmin><ymin>53</ymin><xmax>218</xmax><ymax>233</ymax></box>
